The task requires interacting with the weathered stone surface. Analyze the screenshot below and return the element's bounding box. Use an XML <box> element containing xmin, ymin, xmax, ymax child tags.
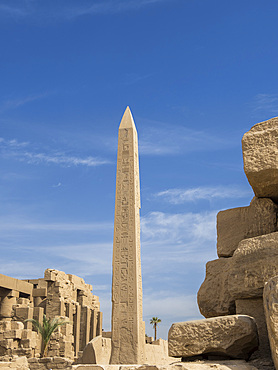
<box><xmin>263</xmin><ymin>275</ymin><xmax>278</xmax><ymax>369</ymax></box>
<box><xmin>80</xmin><ymin>336</ymin><xmax>111</xmax><ymax>364</ymax></box>
<box><xmin>145</xmin><ymin>339</ymin><xmax>176</xmax><ymax>365</ymax></box>
<box><xmin>228</xmin><ymin>232</ymin><xmax>278</xmax><ymax>299</ymax></box>
<box><xmin>198</xmin><ymin>232</ymin><xmax>278</xmax><ymax>318</ymax></box>
<box><xmin>110</xmin><ymin>107</ymin><xmax>145</xmax><ymax>364</ymax></box>
<box><xmin>242</xmin><ymin>116</ymin><xmax>278</xmax><ymax>202</ymax></box>
<box><xmin>0</xmin><ymin>355</ymin><xmax>29</xmax><ymax>369</ymax></box>
<box><xmin>72</xmin><ymin>362</ymin><xmax>258</xmax><ymax>370</ymax></box>
<box><xmin>217</xmin><ymin>197</ymin><xmax>278</xmax><ymax>257</ymax></box>
<box><xmin>168</xmin><ymin>315</ymin><xmax>258</xmax><ymax>360</ymax></box>
<box><xmin>235</xmin><ymin>298</ymin><xmax>271</xmax><ymax>359</ymax></box>
<box><xmin>197</xmin><ymin>259</ymin><xmax>233</xmax><ymax>318</ymax></box>
<box><xmin>28</xmin><ymin>356</ymin><xmax>73</xmax><ymax>370</ymax></box>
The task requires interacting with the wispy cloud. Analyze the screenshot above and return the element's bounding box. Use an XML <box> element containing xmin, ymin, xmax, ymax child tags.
<box><xmin>0</xmin><ymin>92</ymin><xmax>50</xmax><ymax>112</ymax></box>
<box><xmin>0</xmin><ymin>209</ymin><xmax>215</xmax><ymax>337</ymax></box>
<box><xmin>138</xmin><ymin>119</ymin><xmax>234</xmax><ymax>156</ymax></box>
<box><xmin>22</xmin><ymin>152</ymin><xmax>110</xmax><ymax>167</ymax></box>
<box><xmin>252</xmin><ymin>93</ymin><xmax>278</xmax><ymax>114</ymax></box>
<box><xmin>155</xmin><ymin>186</ymin><xmax>252</xmax><ymax>204</ymax></box>
<box><xmin>67</xmin><ymin>0</ymin><xmax>167</xmax><ymax>18</ymax></box>
<box><xmin>142</xmin><ymin>211</ymin><xmax>216</xmax><ymax>246</ymax></box>
<box><xmin>141</xmin><ymin>210</ymin><xmax>217</xmax><ymax>275</ymax></box>
<box><xmin>0</xmin><ymin>221</ymin><xmax>112</xmax><ymax>232</ymax></box>
<box><xmin>0</xmin><ymin>4</ymin><xmax>28</xmax><ymax>19</ymax></box>
<box><xmin>0</xmin><ymin>0</ymin><xmax>170</xmax><ymax>22</ymax></box>
<box><xmin>0</xmin><ymin>137</ymin><xmax>111</xmax><ymax>167</ymax></box>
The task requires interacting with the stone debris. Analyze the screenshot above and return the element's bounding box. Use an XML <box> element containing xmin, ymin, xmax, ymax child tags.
<box><xmin>0</xmin><ymin>355</ymin><xmax>29</xmax><ymax>369</ymax></box>
<box><xmin>198</xmin><ymin>232</ymin><xmax>278</xmax><ymax>319</ymax></box>
<box><xmin>0</xmin><ymin>357</ymin><xmax>258</xmax><ymax>370</ymax></box>
<box><xmin>168</xmin><ymin>315</ymin><xmax>258</xmax><ymax>360</ymax></box>
<box><xmin>196</xmin><ymin>117</ymin><xmax>278</xmax><ymax>368</ymax></box>
<box><xmin>242</xmin><ymin>116</ymin><xmax>278</xmax><ymax>202</ymax></box>
<box><xmin>79</xmin><ymin>336</ymin><xmax>111</xmax><ymax>364</ymax></box>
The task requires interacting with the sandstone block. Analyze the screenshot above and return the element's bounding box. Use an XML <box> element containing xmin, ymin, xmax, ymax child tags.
<box><xmin>80</xmin><ymin>336</ymin><xmax>111</xmax><ymax>364</ymax></box>
<box><xmin>0</xmin><ymin>321</ymin><xmax>11</xmax><ymax>331</ymax></box>
<box><xmin>21</xmin><ymin>338</ymin><xmax>36</xmax><ymax>349</ymax></box>
<box><xmin>168</xmin><ymin>315</ymin><xmax>258</xmax><ymax>360</ymax></box>
<box><xmin>228</xmin><ymin>232</ymin><xmax>278</xmax><ymax>299</ymax></box>
<box><xmin>235</xmin><ymin>298</ymin><xmax>271</xmax><ymax>358</ymax></box>
<box><xmin>242</xmin><ymin>116</ymin><xmax>278</xmax><ymax>202</ymax></box>
<box><xmin>198</xmin><ymin>232</ymin><xmax>278</xmax><ymax>317</ymax></box>
<box><xmin>4</xmin><ymin>330</ymin><xmax>22</xmax><ymax>340</ymax></box>
<box><xmin>263</xmin><ymin>275</ymin><xmax>278</xmax><ymax>369</ymax></box>
<box><xmin>197</xmin><ymin>258</ymin><xmax>233</xmax><ymax>318</ymax></box>
<box><xmin>21</xmin><ymin>329</ymin><xmax>33</xmax><ymax>340</ymax></box>
<box><xmin>11</xmin><ymin>321</ymin><xmax>24</xmax><ymax>330</ymax></box>
<box><xmin>217</xmin><ymin>197</ymin><xmax>278</xmax><ymax>257</ymax></box>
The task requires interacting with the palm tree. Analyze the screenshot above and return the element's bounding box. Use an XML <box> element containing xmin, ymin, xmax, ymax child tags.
<box><xmin>25</xmin><ymin>314</ymin><xmax>69</xmax><ymax>357</ymax></box>
<box><xmin>150</xmin><ymin>317</ymin><xmax>161</xmax><ymax>341</ymax></box>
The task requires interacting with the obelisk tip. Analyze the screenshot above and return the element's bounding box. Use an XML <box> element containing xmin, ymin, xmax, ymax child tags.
<box><xmin>119</xmin><ymin>106</ymin><xmax>136</xmax><ymax>129</ymax></box>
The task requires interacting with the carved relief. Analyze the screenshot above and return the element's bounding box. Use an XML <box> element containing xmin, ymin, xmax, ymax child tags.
<box><xmin>111</xmin><ymin>108</ymin><xmax>145</xmax><ymax>364</ymax></box>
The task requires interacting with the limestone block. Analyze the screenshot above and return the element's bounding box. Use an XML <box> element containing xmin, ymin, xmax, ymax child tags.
<box><xmin>168</xmin><ymin>315</ymin><xmax>258</xmax><ymax>360</ymax></box>
<box><xmin>198</xmin><ymin>232</ymin><xmax>278</xmax><ymax>317</ymax></box>
<box><xmin>242</xmin><ymin>116</ymin><xmax>278</xmax><ymax>202</ymax></box>
<box><xmin>217</xmin><ymin>197</ymin><xmax>278</xmax><ymax>257</ymax></box>
<box><xmin>80</xmin><ymin>336</ymin><xmax>111</xmax><ymax>364</ymax></box>
<box><xmin>263</xmin><ymin>275</ymin><xmax>278</xmax><ymax>369</ymax></box>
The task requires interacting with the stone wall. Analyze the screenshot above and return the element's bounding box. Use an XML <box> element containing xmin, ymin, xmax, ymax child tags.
<box><xmin>0</xmin><ymin>269</ymin><xmax>102</xmax><ymax>360</ymax></box>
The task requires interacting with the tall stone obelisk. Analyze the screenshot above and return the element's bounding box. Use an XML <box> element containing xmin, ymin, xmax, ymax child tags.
<box><xmin>110</xmin><ymin>107</ymin><xmax>145</xmax><ymax>364</ymax></box>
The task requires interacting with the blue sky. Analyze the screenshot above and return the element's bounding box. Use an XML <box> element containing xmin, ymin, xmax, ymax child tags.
<box><xmin>0</xmin><ymin>0</ymin><xmax>278</xmax><ymax>339</ymax></box>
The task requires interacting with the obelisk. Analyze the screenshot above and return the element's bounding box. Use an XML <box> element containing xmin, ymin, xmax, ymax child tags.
<box><xmin>110</xmin><ymin>107</ymin><xmax>145</xmax><ymax>364</ymax></box>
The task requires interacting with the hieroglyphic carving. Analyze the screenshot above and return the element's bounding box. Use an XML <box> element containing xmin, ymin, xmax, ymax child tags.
<box><xmin>111</xmin><ymin>107</ymin><xmax>145</xmax><ymax>364</ymax></box>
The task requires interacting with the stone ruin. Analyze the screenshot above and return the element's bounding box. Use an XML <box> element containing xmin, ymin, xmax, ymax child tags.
<box><xmin>0</xmin><ymin>268</ymin><xmax>102</xmax><ymax>364</ymax></box>
<box><xmin>168</xmin><ymin>117</ymin><xmax>278</xmax><ymax>369</ymax></box>
<box><xmin>1</xmin><ymin>113</ymin><xmax>278</xmax><ymax>370</ymax></box>
<box><xmin>0</xmin><ymin>108</ymin><xmax>175</xmax><ymax>369</ymax></box>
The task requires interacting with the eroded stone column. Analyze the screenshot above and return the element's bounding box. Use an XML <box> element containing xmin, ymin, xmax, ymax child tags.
<box><xmin>110</xmin><ymin>107</ymin><xmax>145</xmax><ymax>364</ymax></box>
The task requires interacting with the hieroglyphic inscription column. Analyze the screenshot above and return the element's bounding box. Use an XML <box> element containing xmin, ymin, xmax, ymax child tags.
<box><xmin>110</xmin><ymin>107</ymin><xmax>145</xmax><ymax>364</ymax></box>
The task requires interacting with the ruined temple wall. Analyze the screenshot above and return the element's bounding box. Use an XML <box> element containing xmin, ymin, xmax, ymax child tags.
<box><xmin>0</xmin><ymin>269</ymin><xmax>102</xmax><ymax>359</ymax></box>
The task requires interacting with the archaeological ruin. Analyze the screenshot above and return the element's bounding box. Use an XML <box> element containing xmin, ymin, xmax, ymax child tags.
<box><xmin>168</xmin><ymin>116</ymin><xmax>278</xmax><ymax>370</ymax></box>
<box><xmin>0</xmin><ymin>112</ymin><xmax>278</xmax><ymax>370</ymax></box>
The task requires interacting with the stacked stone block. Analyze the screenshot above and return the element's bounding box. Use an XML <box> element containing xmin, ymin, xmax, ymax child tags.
<box><xmin>197</xmin><ymin>116</ymin><xmax>278</xmax><ymax>360</ymax></box>
<box><xmin>26</xmin><ymin>269</ymin><xmax>102</xmax><ymax>359</ymax></box>
<box><xmin>0</xmin><ymin>269</ymin><xmax>102</xmax><ymax>360</ymax></box>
